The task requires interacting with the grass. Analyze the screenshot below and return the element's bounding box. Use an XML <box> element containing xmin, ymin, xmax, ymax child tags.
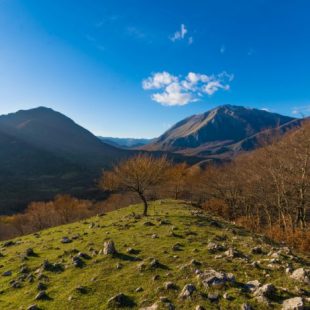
<box><xmin>0</xmin><ymin>200</ymin><xmax>309</xmax><ymax>309</ymax></box>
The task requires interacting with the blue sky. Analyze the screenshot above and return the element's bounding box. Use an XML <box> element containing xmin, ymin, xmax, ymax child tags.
<box><xmin>0</xmin><ymin>0</ymin><xmax>309</xmax><ymax>138</ymax></box>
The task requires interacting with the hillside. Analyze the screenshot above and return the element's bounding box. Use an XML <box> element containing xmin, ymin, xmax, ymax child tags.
<box><xmin>0</xmin><ymin>107</ymin><xmax>129</xmax><ymax>214</ymax></box>
<box><xmin>0</xmin><ymin>201</ymin><xmax>309</xmax><ymax>309</ymax></box>
<box><xmin>142</xmin><ymin>105</ymin><xmax>300</xmax><ymax>159</ymax></box>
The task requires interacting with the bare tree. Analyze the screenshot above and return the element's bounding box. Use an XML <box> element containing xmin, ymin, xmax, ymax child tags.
<box><xmin>101</xmin><ymin>154</ymin><xmax>170</xmax><ymax>216</ymax></box>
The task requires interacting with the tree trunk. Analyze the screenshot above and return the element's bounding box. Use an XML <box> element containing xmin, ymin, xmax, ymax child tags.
<box><xmin>138</xmin><ymin>192</ymin><xmax>148</xmax><ymax>216</ymax></box>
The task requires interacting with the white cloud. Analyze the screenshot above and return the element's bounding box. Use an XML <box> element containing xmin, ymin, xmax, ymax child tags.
<box><xmin>142</xmin><ymin>71</ymin><xmax>178</xmax><ymax>90</ymax></box>
<box><xmin>188</xmin><ymin>36</ymin><xmax>193</xmax><ymax>45</ymax></box>
<box><xmin>170</xmin><ymin>24</ymin><xmax>188</xmax><ymax>42</ymax></box>
<box><xmin>142</xmin><ymin>71</ymin><xmax>234</xmax><ymax>106</ymax></box>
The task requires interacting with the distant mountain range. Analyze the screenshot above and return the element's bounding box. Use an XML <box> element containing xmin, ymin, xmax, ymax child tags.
<box><xmin>141</xmin><ymin>105</ymin><xmax>301</xmax><ymax>161</ymax></box>
<box><xmin>0</xmin><ymin>105</ymin><xmax>302</xmax><ymax>214</ymax></box>
<box><xmin>98</xmin><ymin>137</ymin><xmax>153</xmax><ymax>149</ymax></box>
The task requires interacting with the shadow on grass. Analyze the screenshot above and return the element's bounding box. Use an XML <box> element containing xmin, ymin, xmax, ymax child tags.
<box><xmin>113</xmin><ymin>253</ymin><xmax>142</xmax><ymax>262</ymax></box>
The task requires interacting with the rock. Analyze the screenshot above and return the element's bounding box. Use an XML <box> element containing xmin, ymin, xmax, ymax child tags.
<box><xmin>150</xmin><ymin>259</ymin><xmax>161</xmax><ymax>268</ymax></box>
<box><xmin>282</xmin><ymin>297</ymin><xmax>304</xmax><ymax>310</ymax></box>
<box><xmin>208</xmin><ymin>292</ymin><xmax>219</xmax><ymax>301</ymax></box>
<box><xmin>223</xmin><ymin>292</ymin><xmax>233</xmax><ymax>300</ymax></box>
<box><xmin>172</xmin><ymin>243</ymin><xmax>182</xmax><ymax>251</ymax></box>
<box><xmin>164</xmin><ymin>282</ymin><xmax>177</xmax><ymax>290</ymax></box>
<box><xmin>207</xmin><ymin>242</ymin><xmax>225</xmax><ymax>253</ymax></box>
<box><xmin>116</xmin><ymin>263</ymin><xmax>123</xmax><ymax>270</ymax></box>
<box><xmin>152</xmin><ymin>275</ymin><xmax>160</xmax><ymax>281</ymax></box>
<box><xmin>103</xmin><ymin>240</ymin><xmax>117</xmax><ymax>255</ymax></box>
<box><xmin>77</xmin><ymin>252</ymin><xmax>91</xmax><ymax>260</ymax></box>
<box><xmin>61</xmin><ymin>237</ymin><xmax>72</xmax><ymax>244</ymax></box>
<box><xmin>290</xmin><ymin>268</ymin><xmax>310</xmax><ymax>284</ymax></box>
<box><xmin>72</xmin><ymin>256</ymin><xmax>84</xmax><ymax>268</ymax></box>
<box><xmin>107</xmin><ymin>293</ymin><xmax>135</xmax><ymax>307</ymax></box>
<box><xmin>26</xmin><ymin>248</ymin><xmax>35</xmax><ymax>256</ymax></box>
<box><xmin>179</xmin><ymin>284</ymin><xmax>196</xmax><ymax>299</ymax></box>
<box><xmin>286</xmin><ymin>267</ymin><xmax>293</xmax><ymax>274</ymax></box>
<box><xmin>136</xmin><ymin>287</ymin><xmax>143</xmax><ymax>292</ymax></box>
<box><xmin>190</xmin><ymin>259</ymin><xmax>202</xmax><ymax>266</ymax></box>
<box><xmin>11</xmin><ymin>280</ymin><xmax>22</xmax><ymax>288</ymax></box>
<box><xmin>27</xmin><ymin>305</ymin><xmax>40</xmax><ymax>310</ymax></box>
<box><xmin>151</xmin><ymin>234</ymin><xmax>159</xmax><ymax>239</ymax></box>
<box><xmin>241</xmin><ymin>304</ymin><xmax>252</xmax><ymax>310</ymax></box>
<box><xmin>251</xmin><ymin>246</ymin><xmax>264</xmax><ymax>254</ymax></box>
<box><xmin>3</xmin><ymin>241</ymin><xmax>15</xmax><ymax>247</ymax></box>
<box><xmin>224</xmin><ymin>247</ymin><xmax>243</xmax><ymax>258</ymax></box>
<box><xmin>127</xmin><ymin>248</ymin><xmax>139</xmax><ymax>255</ymax></box>
<box><xmin>35</xmin><ymin>290</ymin><xmax>49</xmax><ymax>300</ymax></box>
<box><xmin>254</xmin><ymin>283</ymin><xmax>276</xmax><ymax>299</ymax></box>
<box><xmin>20</xmin><ymin>266</ymin><xmax>30</xmax><ymax>274</ymax></box>
<box><xmin>76</xmin><ymin>286</ymin><xmax>87</xmax><ymax>294</ymax></box>
<box><xmin>143</xmin><ymin>221</ymin><xmax>155</xmax><ymax>226</ymax></box>
<box><xmin>245</xmin><ymin>280</ymin><xmax>261</xmax><ymax>292</ymax></box>
<box><xmin>37</xmin><ymin>282</ymin><xmax>47</xmax><ymax>291</ymax></box>
<box><xmin>2</xmin><ymin>270</ymin><xmax>12</xmax><ymax>276</ymax></box>
<box><xmin>195</xmin><ymin>306</ymin><xmax>205</xmax><ymax>310</ymax></box>
<box><xmin>199</xmin><ymin>269</ymin><xmax>235</xmax><ymax>288</ymax></box>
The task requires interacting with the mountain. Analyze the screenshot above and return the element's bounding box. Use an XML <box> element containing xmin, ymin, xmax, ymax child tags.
<box><xmin>0</xmin><ymin>200</ymin><xmax>308</xmax><ymax>309</ymax></box>
<box><xmin>142</xmin><ymin>105</ymin><xmax>300</xmax><ymax>159</ymax></box>
<box><xmin>0</xmin><ymin>107</ymin><xmax>129</xmax><ymax>214</ymax></box>
<box><xmin>99</xmin><ymin>136</ymin><xmax>153</xmax><ymax>149</ymax></box>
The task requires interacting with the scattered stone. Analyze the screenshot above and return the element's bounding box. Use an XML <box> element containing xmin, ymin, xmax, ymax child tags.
<box><xmin>241</xmin><ymin>304</ymin><xmax>252</xmax><ymax>310</ymax></box>
<box><xmin>223</xmin><ymin>292</ymin><xmax>233</xmax><ymax>300</ymax></box>
<box><xmin>35</xmin><ymin>290</ymin><xmax>49</xmax><ymax>300</ymax></box>
<box><xmin>103</xmin><ymin>240</ymin><xmax>117</xmax><ymax>255</ymax></box>
<box><xmin>172</xmin><ymin>243</ymin><xmax>183</xmax><ymax>251</ymax></box>
<box><xmin>164</xmin><ymin>282</ymin><xmax>177</xmax><ymax>290</ymax></box>
<box><xmin>2</xmin><ymin>270</ymin><xmax>12</xmax><ymax>276</ymax></box>
<box><xmin>107</xmin><ymin>293</ymin><xmax>135</xmax><ymax>308</ymax></box>
<box><xmin>72</xmin><ymin>256</ymin><xmax>84</xmax><ymax>268</ymax></box>
<box><xmin>37</xmin><ymin>282</ymin><xmax>47</xmax><ymax>291</ymax></box>
<box><xmin>195</xmin><ymin>306</ymin><xmax>205</xmax><ymax>310</ymax></box>
<box><xmin>11</xmin><ymin>280</ymin><xmax>22</xmax><ymax>288</ymax></box>
<box><xmin>290</xmin><ymin>268</ymin><xmax>310</xmax><ymax>284</ymax></box>
<box><xmin>152</xmin><ymin>275</ymin><xmax>160</xmax><ymax>281</ymax></box>
<box><xmin>3</xmin><ymin>241</ymin><xmax>15</xmax><ymax>247</ymax></box>
<box><xmin>150</xmin><ymin>259</ymin><xmax>161</xmax><ymax>269</ymax></box>
<box><xmin>26</xmin><ymin>248</ymin><xmax>36</xmax><ymax>257</ymax></box>
<box><xmin>251</xmin><ymin>246</ymin><xmax>264</xmax><ymax>255</ymax></box>
<box><xmin>136</xmin><ymin>287</ymin><xmax>143</xmax><ymax>292</ymax></box>
<box><xmin>199</xmin><ymin>269</ymin><xmax>235</xmax><ymax>288</ymax></box>
<box><xmin>76</xmin><ymin>286</ymin><xmax>87</xmax><ymax>294</ymax></box>
<box><xmin>61</xmin><ymin>237</ymin><xmax>72</xmax><ymax>244</ymax></box>
<box><xmin>116</xmin><ymin>263</ymin><xmax>123</xmax><ymax>270</ymax></box>
<box><xmin>253</xmin><ymin>283</ymin><xmax>275</xmax><ymax>299</ymax></box>
<box><xmin>190</xmin><ymin>259</ymin><xmax>202</xmax><ymax>266</ymax></box>
<box><xmin>143</xmin><ymin>221</ymin><xmax>155</xmax><ymax>226</ymax></box>
<box><xmin>151</xmin><ymin>234</ymin><xmax>159</xmax><ymax>239</ymax></box>
<box><xmin>207</xmin><ymin>242</ymin><xmax>224</xmax><ymax>253</ymax></box>
<box><xmin>77</xmin><ymin>252</ymin><xmax>91</xmax><ymax>260</ymax></box>
<box><xmin>245</xmin><ymin>280</ymin><xmax>261</xmax><ymax>293</ymax></box>
<box><xmin>179</xmin><ymin>284</ymin><xmax>196</xmax><ymax>299</ymax></box>
<box><xmin>208</xmin><ymin>292</ymin><xmax>219</xmax><ymax>301</ymax></box>
<box><xmin>282</xmin><ymin>297</ymin><xmax>304</xmax><ymax>310</ymax></box>
<box><xmin>224</xmin><ymin>247</ymin><xmax>243</xmax><ymax>258</ymax></box>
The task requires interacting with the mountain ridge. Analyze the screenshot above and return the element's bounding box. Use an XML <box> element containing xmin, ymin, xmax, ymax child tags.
<box><xmin>142</xmin><ymin>105</ymin><xmax>300</xmax><ymax>159</ymax></box>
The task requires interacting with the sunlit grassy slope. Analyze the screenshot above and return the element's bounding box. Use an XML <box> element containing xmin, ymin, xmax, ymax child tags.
<box><xmin>0</xmin><ymin>200</ymin><xmax>309</xmax><ymax>309</ymax></box>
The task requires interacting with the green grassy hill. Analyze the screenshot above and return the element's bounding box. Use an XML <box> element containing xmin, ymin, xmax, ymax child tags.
<box><xmin>0</xmin><ymin>201</ymin><xmax>309</xmax><ymax>309</ymax></box>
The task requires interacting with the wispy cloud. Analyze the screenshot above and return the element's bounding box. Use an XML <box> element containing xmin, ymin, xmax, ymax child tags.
<box><xmin>170</xmin><ymin>24</ymin><xmax>188</xmax><ymax>42</ymax></box>
<box><xmin>126</xmin><ymin>26</ymin><xmax>146</xmax><ymax>39</ymax></box>
<box><xmin>292</xmin><ymin>105</ymin><xmax>310</xmax><ymax>116</ymax></box>
<box><xmin>142</xmin><ymin>71</ymin><xmax>234</xmax><ymax>106</ymax></box>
